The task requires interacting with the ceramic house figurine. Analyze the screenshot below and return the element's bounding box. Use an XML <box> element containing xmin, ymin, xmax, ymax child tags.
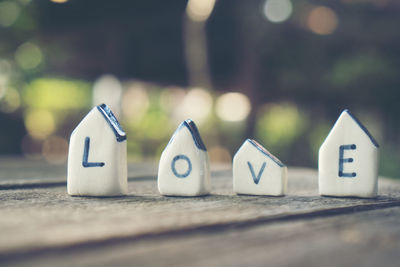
<box><xmin>158</xmin><ymin>119</ymin><xmax>210</xmax><ymax>196</ymax></box>
<box><xmin>67</xmin><ymin>104</ymin><xmax>128</xmax><ymax>196</ymax></box>
<box><xmin>233</xmin><ymin>139</ymin><xmax>287</xmax><ymax>196</ymax></box>
<box><xmin>319</xmin><ymin>109</ymin><xmax>379</xmax><ymax>198</ymax></box>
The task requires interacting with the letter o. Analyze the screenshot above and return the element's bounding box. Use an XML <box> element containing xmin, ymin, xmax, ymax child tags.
<box><xmin>171</xmin><ymin>154</ymin><xmax>192</xmax><ymax>178</ymax></box>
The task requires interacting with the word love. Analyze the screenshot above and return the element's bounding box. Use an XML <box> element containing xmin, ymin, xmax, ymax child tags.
<box><xmin>67</xmin><ymin>104</ymin><xmax>379</xmax><ymax>199</ymax></box>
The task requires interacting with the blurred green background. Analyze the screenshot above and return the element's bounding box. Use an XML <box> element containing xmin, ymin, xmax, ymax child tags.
<box><xmin>0</xmin><ymin>0</ymin><xmax>399</xmax><ymax>178</ymax></box>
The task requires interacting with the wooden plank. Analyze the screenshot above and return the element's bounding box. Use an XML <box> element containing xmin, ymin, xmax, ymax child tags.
<box><xmin>6</xmin><ymin>206</ymin><xmax>399</xmax><ymax>267</ymax></box>
<box><xmin>0</xmin><ymin>166</ymin><xmax>399</xmax><ymax>266</ymax></box>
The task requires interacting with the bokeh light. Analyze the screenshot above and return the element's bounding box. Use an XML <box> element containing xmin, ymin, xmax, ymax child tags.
<box><xmin>0</xmin><ymin>1</ymin><xmax>20</xmax><ymax>27</ymax></box>
<box><xmin>173</xmin><ymin>88</ymin><xmax>213</xmax><ymax>125</ymax></box>
<box><xmin>15</xmin><ymin>42</ymin><xmax>43</xmax><ymax>70</ymax></box>
<box><xmin>122</xmin><ymin>82</ymin><xmax>149</xmax><ymax>122</ymax></box>
<box><xmin>0</xmin><ymin>0</ymin><xmax>397</xmax><ymax>179</ymax></box>
<box><xmin>50</xmin><ymin>0</ymin><xmax>68</xmax><ymax>3</ymax></box>
<box><xmin>256</xmin><ymin>103</ymin><xmax>307</xmax><ymax>149</ymax></box>
<box><xmin>41</xmin><ymin>135</ymin><xmax>68</xmax><ymax>164</ymax></box>
<box><xmin>23</xmin><ymin>78</ymin><xmax>91</xmax><ymax>110</ymax></box>
<box><xmin>0</xmin><ymin>60</ymin><xmax>11</xmax><ymax>99</ymax></box>
<box><xmin>216</xmin><ymin>92</ymin><xmax>251</xmax><ymax>122</ymax></box>
<box><xmin>25</xmin><ymin>109</ymin><xmax>55</xmax><ymax>140</ymax></box>
<box><xmin>93</xmin><ymin>75</ymin><xmax>122</xmax><ymax>116</ymax></box>
<box><xmin>263</xmin><ymin>0</ymin><xmax>293</xmax><ymax>23</ymax></box>
<box><xmin>208</xmin><ymin>145</ymin><xmax>232</xmax><ymax>164</ymax></box>
<box><xmin>186</xmin><ymin>0</ymin><xmax>216</xmax><ymax>22</ymax></box>
<box><xmin>159</xmin><ymin>86</ymin><xmax>186</xmax><ymax>114</ymax></box>
<box><xmin>0</xmin><ymin>87</ymin><xmax>21</xmax><ymax>113</ymax></box>
<box><xmin>307</xmin><ymin>6</ymin><xmax>338</xmax><ymax>35</ymax></box>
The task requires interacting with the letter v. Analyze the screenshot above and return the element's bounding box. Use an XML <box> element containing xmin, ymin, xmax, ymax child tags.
<box><xmin>247</xmin><ymin>161</ymin><xmax>266</xmax><ymax>184</ymax></box>
<box><xmin>82</xmin><ymin>137</ymin><xmax>105</xmax><ymax>167</ymax></box>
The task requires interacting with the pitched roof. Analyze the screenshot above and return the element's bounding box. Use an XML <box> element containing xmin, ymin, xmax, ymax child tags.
<box><xmin>96</xmin><ymin>104</ymin><xmax>126</xmax><ymax>142</ymax></box>
<box><xmin>169</xmin><ymin>119</ymin><xmax>207</xmax><ymax>151</ymax></box>
<box><xmin>246</xmin><ymin>139</ymin><xmax>285</xmax><ymax>167</ymax></box>
<box><xmin>343</xmin><ymin>109</ymin><xmax>379</xmax><ymax>148</ymax></box>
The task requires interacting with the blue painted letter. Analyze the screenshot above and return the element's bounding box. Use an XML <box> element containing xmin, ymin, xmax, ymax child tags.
<box><xmin>171</xmin><ymin>154</ymin><xmax>192</xmax><ymax>178</ymax></box>
<box><xmin>82</xmin><ymin>137</ymin><xmax>105</xmax><ymax>168</ymax></box>
<box><xmin>338</xmin><ymin>144</ymin><xmax>356</xmax><ymax>177</ymax></box>
<box><xmin>247</xmin><ymin>161</ymin><xmax>266</xmax><ymax>184</ymax></box>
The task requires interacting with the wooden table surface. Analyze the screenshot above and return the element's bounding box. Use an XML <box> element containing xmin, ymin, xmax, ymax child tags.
<box><xmin>0</xmin><ymin>158</ymin><xmax>399</xmax><ymax>267</ymax></box>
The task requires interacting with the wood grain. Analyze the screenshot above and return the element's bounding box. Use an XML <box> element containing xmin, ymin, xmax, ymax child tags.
<box><xmin>0</xmin><ymin>158</ymin><xmax>399</xmax><ymax>266</ymax></box>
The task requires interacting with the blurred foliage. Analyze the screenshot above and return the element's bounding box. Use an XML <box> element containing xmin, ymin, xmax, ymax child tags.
<box><xmin>24</xmin><ymin>78</ymin><xmax>91</xmax><ymax>110</ymax></box>
<box><xmin>0</xmin><ymin>0</ymin><xmax>399</xmax><ymax>179</ymax></box>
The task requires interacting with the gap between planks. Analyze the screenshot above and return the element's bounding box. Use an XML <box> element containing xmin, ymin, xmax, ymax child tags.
<box><xmin>1</xmin><ymin>199</ymin><xmax>399</xmax><ymax>264</ymax></box>
<box><xmin>0</xmin><ymin>170</ymin><xmax>231</xmax><ymax>190</ymax></box>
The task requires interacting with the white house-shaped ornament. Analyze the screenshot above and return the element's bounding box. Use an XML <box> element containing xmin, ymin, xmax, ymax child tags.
<box><xmin>319</xmin><ymin>109</ymin><xmax>379</xmax><ymax>198</ymax></box>
<box><xmin>233</xmin><ymin>139</ymin><xmax>287</xmax><ymax>196</ymax></box>
<box><xmin>158</xmin><ymin>119</ymin><xmax>210</xmax><ymax>196</ymax></box>
<box><xmin>67</xmin><ymin>104</ymin><xmax>128</xmax><ymax>196</ymax></box>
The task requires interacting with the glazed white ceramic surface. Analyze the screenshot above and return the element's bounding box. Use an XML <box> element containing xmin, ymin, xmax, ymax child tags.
<box><xmin>157</xmin><ymin>119</ymin><xmax>210</xmax><ymax>196</ymax></box>
<box><xmin>233</xmin><ymin>139</ymin><xmax>287</xmax><ymax>196</ymax></box>
<box><xmin>319</xmin><ymin>109</ymin><xmax>379</xmax><ymax>198</ymax></box>
<box><xmin>67</xmin><ymin>104</ymin><xmax>128</xmax><ymax>196</ymax></box>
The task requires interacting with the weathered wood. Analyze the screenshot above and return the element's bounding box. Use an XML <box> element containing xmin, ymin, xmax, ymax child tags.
<box><xmin>0</xmin><ymin>158</ymin><xmax>399</xmax><ymax>266</ymax></box>
<box><xmin>9</xmin><ymin>207</ymin><xmax>399</xmax><ymax>267</ymax></box>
